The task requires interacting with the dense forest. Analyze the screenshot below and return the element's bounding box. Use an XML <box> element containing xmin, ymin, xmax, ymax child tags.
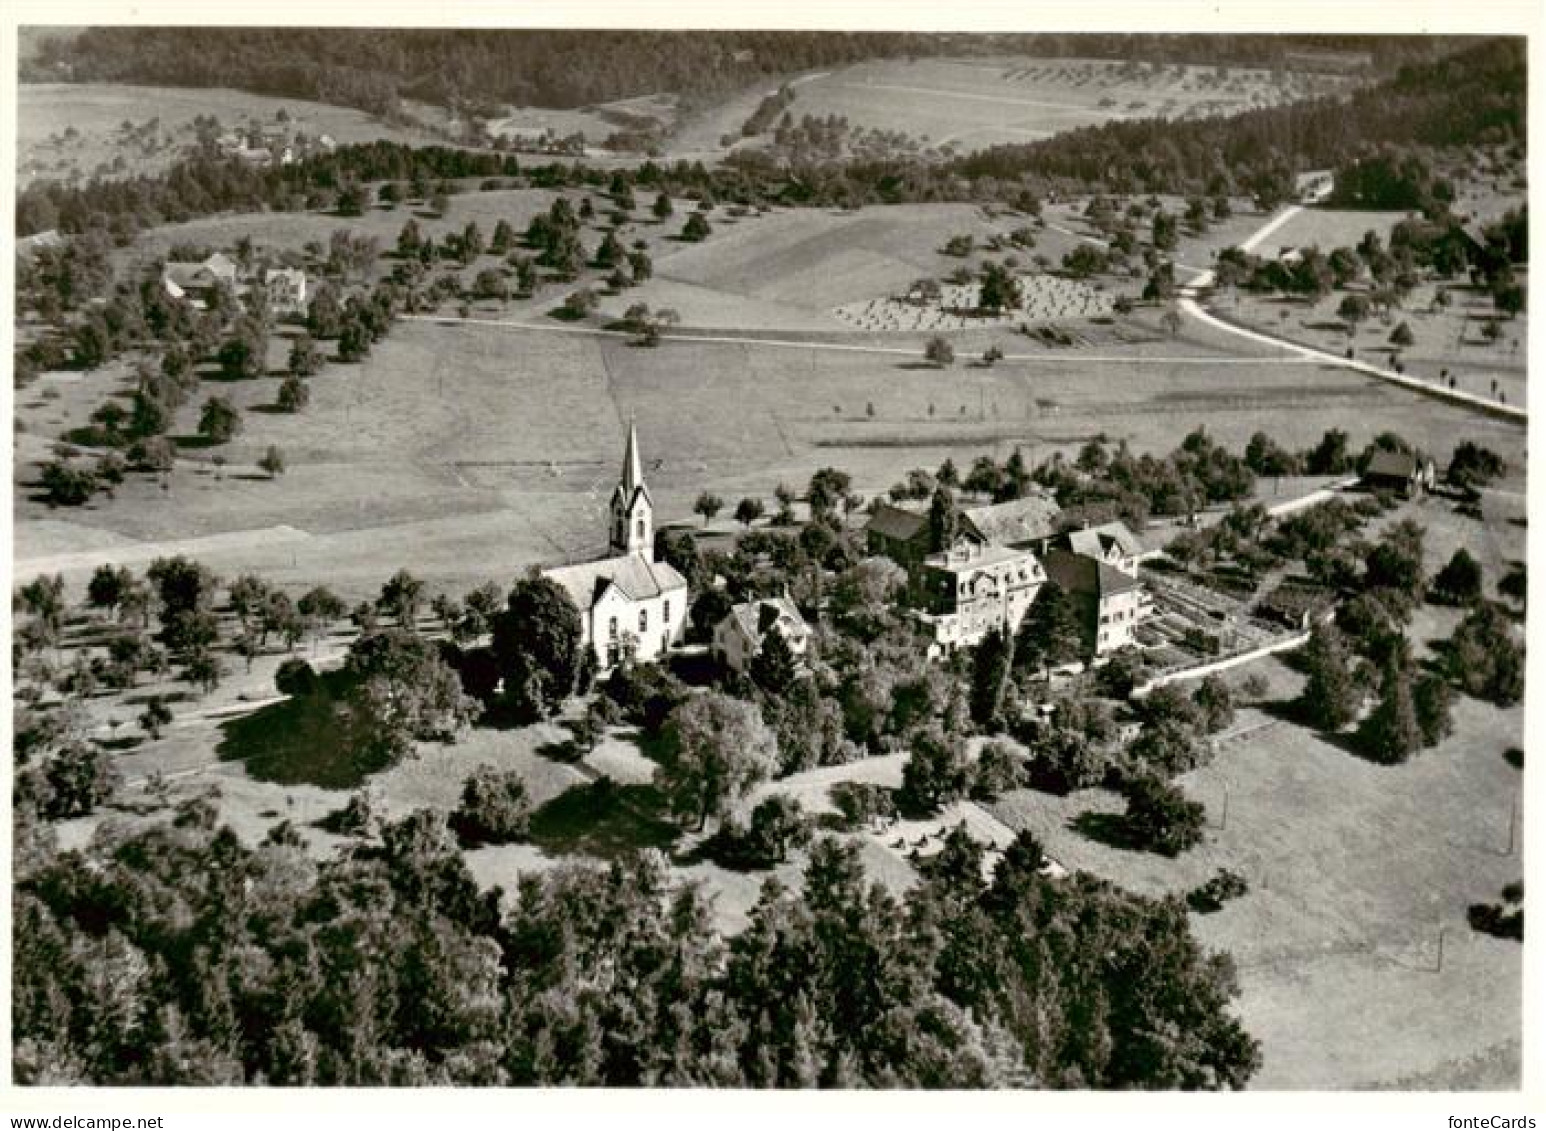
<box><xmin>952</xmin><ymin>37</ymin><xmax>1524</xmax><ymax>196</ymax></box>
<box><xmin>25</xmin><ymin>30</ymin><xmax>1470</xmax><ymax>116</ymax></box>
<box><xmin>14</xmin><ymin>800</ymin><xmax>1259</xmax><ymax>1087</ymax></box>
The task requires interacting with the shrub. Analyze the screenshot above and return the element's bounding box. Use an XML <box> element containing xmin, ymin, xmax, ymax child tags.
<box><xmin>1123</xmin><ymin>775</ymin><xmax>1205</xmax><ymax>856</ymax></box>
<box><xmin>970</xmin><ymin>740</ymin><xmax>1025</xmax><ymax>801</ymax></box>
<box><xmin>450</xmin><ymin>765</ymin><xmax>532</xmax><ymax>845</ymax></box>
<box><xmin>829</xmin><ymin>781</ymin><xmax>896</xmax><ymax>830</ymax></box>
<box><xmin>275</xmin><ymin>657</ymin><xmax>319</xmax><ymax>698</ymax></box>
<box><xmin>1187</xmin><ymin>869</ymin><xmax>1250</xmax><ymax>913</ymax></box>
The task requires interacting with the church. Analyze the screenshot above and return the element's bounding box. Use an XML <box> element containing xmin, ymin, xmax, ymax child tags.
<box><xmin>542</xmin><ymin>422</ymin><xmax>689</xmax><ymax>671</ymax></box>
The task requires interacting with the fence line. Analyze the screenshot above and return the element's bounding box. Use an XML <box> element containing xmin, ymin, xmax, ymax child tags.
<box><xmin>1132</xmin><ymin>627</ymin><xmax>1311</xmax><ymax>697</ymax></box>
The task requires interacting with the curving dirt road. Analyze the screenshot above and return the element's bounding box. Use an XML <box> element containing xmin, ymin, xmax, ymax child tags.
<box><xmin>1178</xmin><ymin>206</ymin><xmax>1527</xmax><ymax>425</ymax></box>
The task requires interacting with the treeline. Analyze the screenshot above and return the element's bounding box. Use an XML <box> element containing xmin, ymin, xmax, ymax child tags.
<box><xmin>952</xmin><ymin>37</ymin><xmax>1523</xmax><ymax>198</ymax></box>
<box><xmin>14</xmin><ymin>797</ymin><xmax>1258</xmax><ymax>1087</ymax></box>
<box><xmin>26</xmin><ymin>30</ymin><xmax>1458</xmax><ymax>115</ymax></box>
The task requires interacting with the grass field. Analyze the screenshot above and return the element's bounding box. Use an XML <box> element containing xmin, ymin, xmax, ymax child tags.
<box><xmin>17</xmin><ymin>83</ymin><xmax>448</xmax><ymax>189</ymax></box>
<box><xmin>990</xmin><ymin>671</ymin><xmax>1523</xmax><ymax>1089</ymax></box>
<box><xmin>762</xmin><ymin>57</ymin><xmax>1355</xmax><ymax>152</ymax></box>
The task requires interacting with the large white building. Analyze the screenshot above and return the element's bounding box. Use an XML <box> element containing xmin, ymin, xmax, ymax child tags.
<box><xmin>543</xmin><ymin>422</ymin><xmax>689</xmax><ymax>671</ymax></box>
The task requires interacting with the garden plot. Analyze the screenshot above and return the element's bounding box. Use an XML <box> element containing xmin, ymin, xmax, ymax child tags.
<box><xmin>832</xmin><ymin>273</ymin><xmax>1114</xmax><ymax>332</ymax></box>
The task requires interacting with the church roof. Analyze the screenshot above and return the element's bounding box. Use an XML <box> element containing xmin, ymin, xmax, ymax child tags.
<box><xmin>543</xmin><ymin>552</ymin><xmax>686</xmax><ymax>612</ymax></box>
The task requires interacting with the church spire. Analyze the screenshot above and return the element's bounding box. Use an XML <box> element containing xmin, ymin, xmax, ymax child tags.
<box><xmin>621</xmin><ymin>416</ymin><xmax>644</xmax><ymax>498</ymax></box>
<box><xmin>609</xmin><ymin>417</ymin><xmax>653</xmax><ymax>559</ymax></box>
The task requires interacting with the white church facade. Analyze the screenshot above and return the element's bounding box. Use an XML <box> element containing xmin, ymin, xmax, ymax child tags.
<box><xmin>542</xmin><ymin>422</ymin><xmax>689</xmax><ymax>671</ymax></box>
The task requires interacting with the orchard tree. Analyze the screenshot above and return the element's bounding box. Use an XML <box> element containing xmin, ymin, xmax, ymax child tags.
<box><xmin>258</xmin><ymin>446</ymin><xmax>285</xmax><ymax>479</ymax></box>
<box><xmin>197</xmin><ymin>396</ymin><xmax>241</xmax><ymax>444</ymax></box>
<box><xmin>734</xmin><ymin>497</ymin><xmax>765</xmax><ymax>528</ymax></box>
<box><xmin>1430</xmin><ymin>548</ymin><xmax>1483</xmax><ymax>606</ymax></box>
<box><xmin>1123</xmin><ymin>774</ymin><xmax>1205</xmax><ymax>856</ymax></box>
<box><xmin>344</xmin><ymin>628</ymin><xmax>478</xmax><ymax>764</ymax></box>
<box><xmin>276</xmin><ymin>374</ymin><xmax>310</xmax><ymax>413</ymax></box>
<box><xmin>924</xmin><ymin>336</ymin><xmax>955</xmax><ymax>367</ymax></box>
<box><xmin>693</xmin><ymin>492</ymin><xmax>724</xmax><ymax>526</ymax></box>
<box><xmin>377</xmin><ymin>568</ymin><xmax>426</xmax><ymax>629</ymax></box>
<box><xmin>978</xmin><ymin>262</ymin><xmax>1023</xmax><ymax>314</ymax></box>
<box><xmin>86</xmin><ymin>565</ymin><xmax>133</xmax><ymax>620</ymax></box>
<box><xmin>288</xmin><ymin>333</ymin><xmax>323</xmax><ymax>377</ymax></box>
<box><xmin>450</xmin><ymin>765</ymin><xmax>532</xmax><ymax>845</ymax></box>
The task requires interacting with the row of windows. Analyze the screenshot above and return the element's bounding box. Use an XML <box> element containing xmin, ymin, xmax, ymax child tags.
<box><xmin>608</xmin><ymin>601</ymin><xmax>671</xmax><ymax>638</ymax></box>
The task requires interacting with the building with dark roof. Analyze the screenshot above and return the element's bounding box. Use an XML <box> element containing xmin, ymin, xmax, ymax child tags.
<box><xmin>1362</xmin><ymin>449</ymin><xmax>1436</xmax><ymax>498</ymax></box>
<box><xmin>1043</xmin><ymin>548</ymin><xmax>1146</xmax><ymax>656</ymax></box>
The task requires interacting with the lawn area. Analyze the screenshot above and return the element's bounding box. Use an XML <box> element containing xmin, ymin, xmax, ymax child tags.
<box><xmin>987</xmin><ymin>645</ymin><xmax>1523</xmax><ymax>1091</ymax></box>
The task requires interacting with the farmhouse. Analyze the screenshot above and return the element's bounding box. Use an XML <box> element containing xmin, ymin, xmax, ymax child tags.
<box><xmin>1362</xmin><ymin>449</ymin><xmax>1437</xmax><ymax>498</ymax></box>
<box><xmin>713</xmin><ymin>595</ymin><xmax>811</xmax><ymax>675</ymax></box>
<box><xmin>263</xmin><ymin>267</ymin><xmax>309</xmax><ymax>316</ymax></box>
<box><xmin>542</xmin><ymin>422</ymin><xmax>688</xmax><ymax>671</ymax></box>
<box><xmin>1295</xmin><ymin>170</ymin><xmax>1335</xmax><ymax>205</ymax></box>
<box><xmin>162</xmin><ymin>252</ymin><xmax>239</xmax><ymax>306</ymax></box>
<box><xmin>1043</xmin><ymin>548</ymin><xmax>1147</xmax><ymax>656</ymax></box>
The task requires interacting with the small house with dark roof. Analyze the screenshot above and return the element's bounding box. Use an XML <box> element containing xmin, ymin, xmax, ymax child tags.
<box><xmin>864</xmin><ymin>502</ymin><xmax>931</xmax><ymax>573</ymax></box>
<box><xmin>542</xmin><ymin>422</ymin><xmax>688</xmax><ymax>671</ymax></box>
<box><xmin>1043</xmin><ymin>548</ymin><xmax>1146</xmax><ymax>656</ymax></box>
<box><xmin>1361</xmin><ymin>449</ymin><xmax>1436</xmax><ymax>498</ymax></box>
<box><xmin>712</xmin><ymin>595</ymin><xmax>811</xmax><ymax>675</ymax></box>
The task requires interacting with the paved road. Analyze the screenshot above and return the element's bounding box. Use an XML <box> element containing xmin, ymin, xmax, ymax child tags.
<box><xmin>1177</xmin><ymin>206</ymin><xmax>1527</xmax><ymax>425</ymax></box>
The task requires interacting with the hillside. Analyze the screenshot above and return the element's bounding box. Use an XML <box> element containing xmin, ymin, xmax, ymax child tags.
<box><xmin>953</xmin><ymin>37</ymin><xmax>1522</xmax><ymax>196</ymax></box>
<box><xmin>26</xmin><ymin>30</ymin><xmax>1467</xmax><ymax>121</ymax></box>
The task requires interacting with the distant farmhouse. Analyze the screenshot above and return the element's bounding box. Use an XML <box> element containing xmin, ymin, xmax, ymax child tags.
<box><xmin>1361</xmin><ymin>449</ymin><xmax>1437</xmax><ymax>498</ymax></box>
<box><xmin>543</xmin><ymin>423</ymin><xmax>688</xmax><ymax>672</ymax></box>
<box><xmin>1295</xmin><ymin>169</ymin><xmax>1335</xmax><ymax>205</ymax></box>
<box><xmin>263</xmin><ymin>267</ymin><xmax>309</xmax><ymax>316</ymax></box>
<box><xmin>161</xmin><ymin>252</ymin><xmax>240</xmax><ymax>307</ymax></box>
<box><xmin>161</xmin><ymin>254</ymin><xmax>307</xmax><ymax>316</ymax></box>
<box><xmin>865</xmin><ymin>494</ymin><xmax>1149</xmax><ymax>658</ymax></box>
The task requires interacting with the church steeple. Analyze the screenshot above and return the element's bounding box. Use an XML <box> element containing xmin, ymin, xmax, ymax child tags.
<box><xmin>609</xmin><ymin>418</ymin><xmax>654</xmax><ymax>559</ymax></box>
